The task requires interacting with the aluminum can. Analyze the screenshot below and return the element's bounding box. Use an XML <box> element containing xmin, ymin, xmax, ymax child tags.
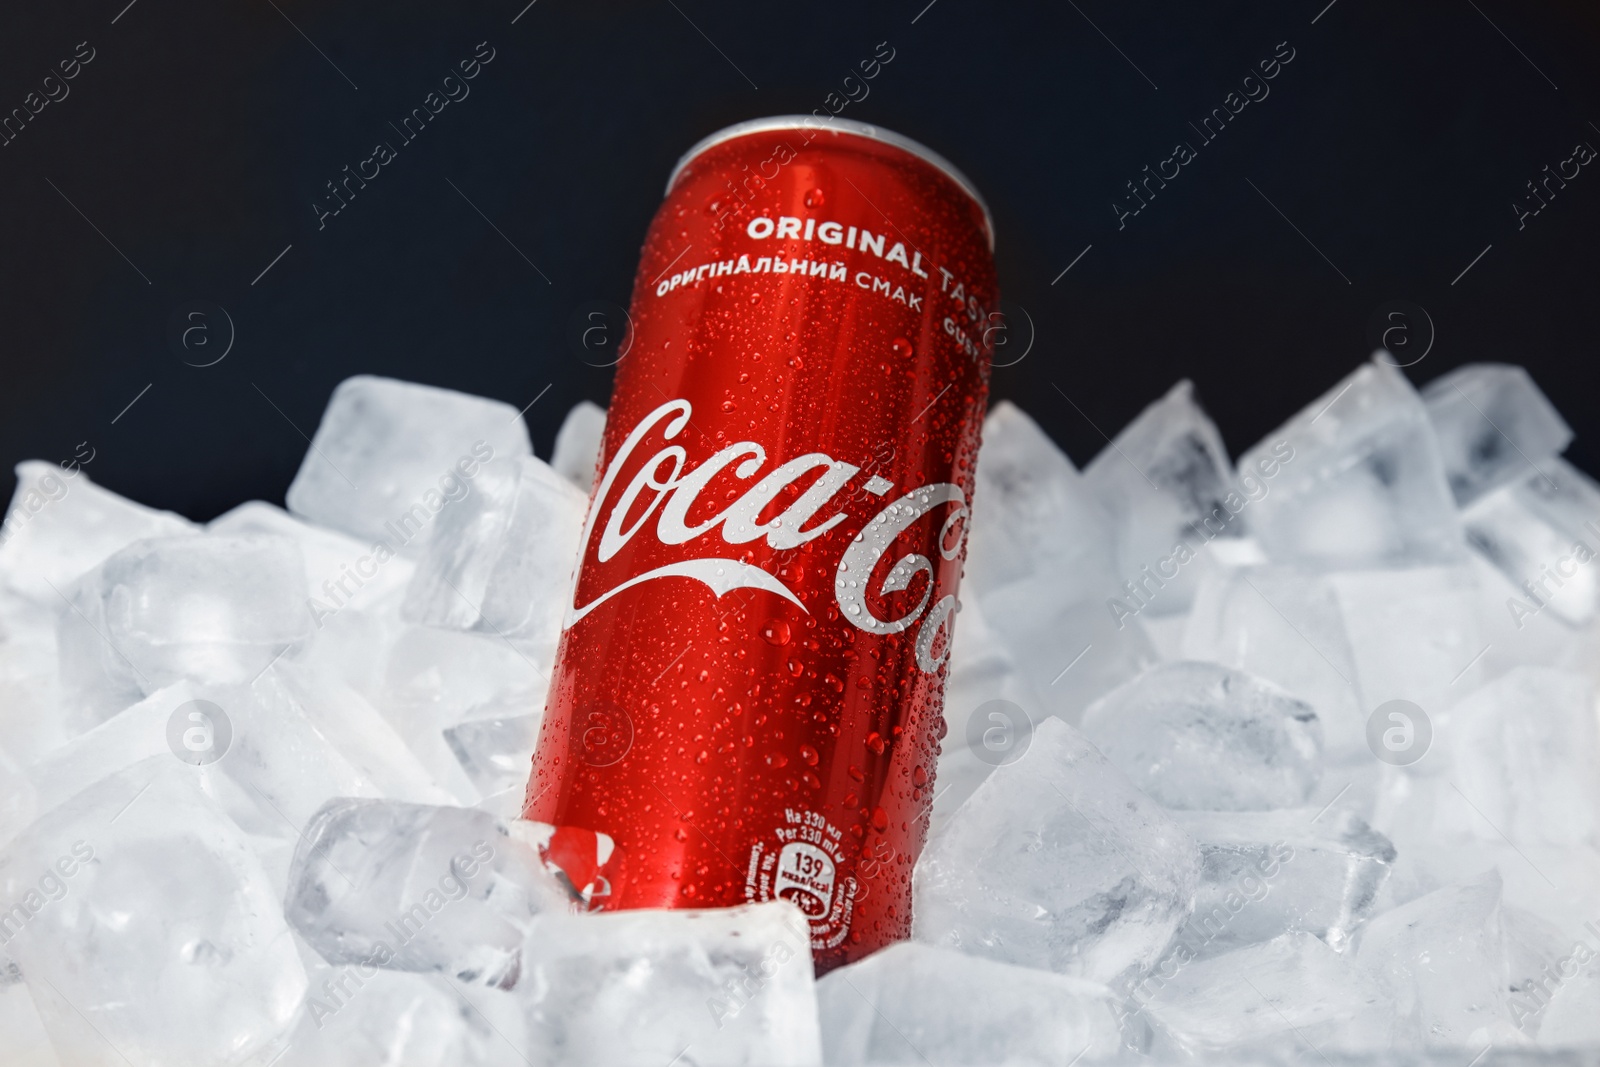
<box><xmin>525</xmin><ymin>115</ymin><xmax>997</xmax><ymax>971</ymax></box>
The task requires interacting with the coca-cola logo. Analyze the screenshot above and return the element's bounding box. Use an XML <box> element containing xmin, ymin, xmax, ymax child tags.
<box><xmin>567</xmin><ymin>398</ymin><xmax>966</xmax><ymax>674</ymax></box>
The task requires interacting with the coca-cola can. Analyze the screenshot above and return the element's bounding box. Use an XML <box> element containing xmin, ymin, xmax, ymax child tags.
<box><xmin>525</xmin><ymin>115</ymin><xmax>998</xmax><ymax>971</ymax></box>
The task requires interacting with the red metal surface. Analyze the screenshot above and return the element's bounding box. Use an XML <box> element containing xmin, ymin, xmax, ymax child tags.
<box><xmin>525</xmin><ymin>118</ymin><xmax>997</xmax><ymax>971</ymax></box>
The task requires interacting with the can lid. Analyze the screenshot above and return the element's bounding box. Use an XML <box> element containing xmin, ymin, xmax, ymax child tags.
<box><xmin>667</xmin><ymin>115</ymin><xmax>994</xmax><ymax>251</ymax></box>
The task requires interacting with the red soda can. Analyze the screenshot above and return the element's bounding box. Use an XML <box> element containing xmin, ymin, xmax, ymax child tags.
<box><xmin>525</xmin><ymin>116</ymin><xmax>998</xmax><ymax>971</ymax></box>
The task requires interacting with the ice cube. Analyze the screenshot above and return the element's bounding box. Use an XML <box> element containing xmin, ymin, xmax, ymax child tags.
<box><xmin>273</xmin><ymin>663</ymin><xmax>456</xmax><ymax>807</ymax></box>
<box><xmin>376</xmin><ymin>626</ymin><xmax>548</xmax><ymax>802</ymax></box>
<box><xmin>54</xmin><ymin>582</ymin><xmax>144</xmax><ymax>733</ymax></box>
<box><xmin>0</xmin><ymin>588</ymin><xmax>68</xmax><ymax>764</ymax></box>
<box><xmin>0</xmin><ymin>745</ymin><xmax>37</xmax><ymax>852</ymax></box>
<box><xmin>1336</xmin><ymin>649</ymin><xmax>1596</xmax><ymax>918</ymax></box>
<box><xmin>1501</xmin><ymin>905</ymin><xmax>1574</xmax><ymax>1040</ymax></box>
<box><xmin>1535</xmin><ymin>947</ymin><xmax>1600</xmax><ymax>1048</ymax></box>
<box><xmin>56</xmin><ymin>533</ymin><xmax>313</xmax><ymax>727</ymax></box>
<box><xmin>381</xmin><ymin>626</ymin><xmax>547</xmax><ymax>729</ymax></box>
<box><xmin>1356</xmin><ymin>870</ymin><xmax>1523</xmax><ymax>1048</ymax></box>
<box><xmin>285</xmin><ymin>798</ymin><xmax>571</xmax><ymax>989</ymax></box>
<box><xmin>517</xmin><ymin>901</ymin><xmax>821</xmax><ymax>1067</ymax></box>
<box><xmin>914</xmin><ymin>717</ymin><xmax>1200</xmax><ymax>983</ymax></box>
<box><xmin>1496</xmin><ymin>879</ymin><xmax>1600</xmax><ymax>1034</ymax></box>
<box><xmin>398</xmin><ymin>459</ymin><xmax>517</xmax><ymax>633</ymax></box>
<box><xmin>0</xmin><ymin>461</ymin><xmax>196</xmax><ymax>604</ymax></box>
<box><xmin>1080</xmin><ymin>661</ymin><xmax>1323</xmax><ymax>810</ymax></box>
<box><xmin>816</xmin><ymin>941</ymin><xmax>1122</xmax><ymax>1065</ymax></box>
<box><xmin>0</xmin><ymin>980</ymin><xmax>60</xmax><ymax>1067</ymax></box>
<box><xmin>1084</xmin><ymin>380</ymin><xmax>1239</xmax><ymax>615</ymax></box>
<box><xmin>970</xmin><ymin>405</ymin><xmax>1157</xmax><ymax>721</ymax></box>
<box><xmin>285</xmin><ymin>376</ymin><xmax>532</xmax><ymax>546</ymax></box>
<box><xmin>1330</xmin><ymin>565</ymin><xmax>1487</xmax><ymax>728</ymax></box>
<box><xmin>290</xmin><ymin>583</ymin><xmax>409</xmax><ymax>704</ymax></box>
<box><xmin>1138</xmin><ymin>610</ymin><xmax>1190</xmax><ymax>660</ymax></box>
<box><xmin>276</xmin><ymin>961</ymin><xmax>528</xmax><ymax>1067</ymax></box>
<box><xmin>1183</xmin><ymin>565</ymin><xmax>1367</xmax><ymax>761</ymax></box>
<box><xmin>1422</xmin><ymin>363</ymin><xmax>1573</xmax><ymax>506</ymax></box>
<box><xmin>1138</xmin><ymin>932</ymin><xmax>1386</xmax><ymax>1052</ymax></box>
<box><xmin>1165</xmin><ymin>808</ymin><xmax>1394</xmax><ymax>957</ymax></box>
<box><xmin>26</xmin><ymin>675</ymin><xmax>389</xmax><ymax>893</ymax></box>
<box><xmin>1464</xmin><ymin>550</ymin><xmax>1591</xmax><ymax>690</ymax></box>
<box><xmin>401</xmin><ymin>455</ymin><xmax>585</xmax><ymax>650</ymax></box>
<box><xmin>1464</xmin><ymin>458</ymin><xmax>1600</xmax><ymax>629</ymax></box>
<box><xmin>228</xmin><ymin>671</ymin><xmax>417</xmax><ymax>835</ymax></box>
<box><xmin>0</xmin><ymin>758</ymin><xmax>305</xmax><ymax>1066</ymax></box>
<box><xmin>1375</xmin><ymin>803</ymin><xmax>1600</xmax><ymax>937</ymax></box>
<box><xmin>931</xmin><ymin>598</ymin><xmax>1046</xmax><ymax>836</ymax></box>
<box><xmin>1239</xmin><ymin>359</ymin><xmax>1465</xmax><ymax>568</ymax></box>
<box><xmin>210</xmin><ymin>500</ymin><xmax>415</xmax><ymax>615</ymax></box>
<box><xmin>983</xmin><ymin>592</ymin><xmax>1160</xmax><ymax>727</ymax></box>
<box><xmin>103</xmin><ymin>534</ymin><xmax>310</xmax><ymax>650</ymax></box>
<box><xmin>443</xmin><ymin>713</ymin><xmax>541</xmax><ymax>807</ymax></box>
<box><xmin>966</xmin><ymin>400</ymin><xmax>1114</xmax><ymax>599</ymax></box>
<box><xmin>1435</xmin><ymin>666</ymin><xmax>1600</xmax><ymax>847</ymax></box>
<box><xmin>550</xmin><ymin>399</ymin><xmax>606</xmax><ymax>491</ymax></box>
<box><xmin>26</xmin><ymin>682</ymin><xmax>212</xmax><ymax>819</ymax></box>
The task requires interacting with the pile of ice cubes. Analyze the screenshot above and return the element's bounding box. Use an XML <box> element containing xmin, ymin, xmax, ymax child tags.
<box><xmin>1</xmin><ymin>361</ymin><xmax>1597</xmax><ymax>1066</ymax></box>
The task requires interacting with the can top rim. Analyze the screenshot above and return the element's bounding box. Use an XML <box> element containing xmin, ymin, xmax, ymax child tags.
<box><xmin>666</xmin><ymin>115</ymin><xmax>994</xmax><ymax>251</ymax></box>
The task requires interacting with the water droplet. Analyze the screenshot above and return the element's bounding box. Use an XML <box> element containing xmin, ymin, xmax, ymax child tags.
<box><xmin>891</xmin><ymin>337</ymin><xmax>913</xmax><ymax>359</ymax></box>
<box><xmin>765</xmin><ymin>751</ymin><xmax>789</xmax><ymax>768</ymax></box>
<box><xmin>871</xmin><ymin>806</ymin><xmax>889</xmax><ymax>831</ymax></box>
<box><xmin>799</xmin><ymin>744</ymin><xmax>819</xmax><ymax>766</ymax></box>
<box><xmin>804</xmin><ymin>187</ymin><xmax>826</xmax><ymax>209</ymax></box>
<box><xmin>760</xmin><ymin>619</ymin><xmax>792</xmax><ymax>645</ymax></box>
<box><xmin>912</xmin><ymin>765</ymin><xmax>927</xmax><ymax>787</ymax></box>
<box><xmin>721</xmin><ymin>399</ymin><xmax>736</xmax><ymax>412</ymax></box>
<box><xmin>748</xmin><ymin>291</ymin><xmax>761</xmax><ymax>305</ymax></box>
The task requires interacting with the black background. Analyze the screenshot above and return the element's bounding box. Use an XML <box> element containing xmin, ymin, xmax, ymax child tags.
<box><xmin>2</xmin><ymin>0</ymin><xmax>1596</xmax><ymax>521</ymax></box>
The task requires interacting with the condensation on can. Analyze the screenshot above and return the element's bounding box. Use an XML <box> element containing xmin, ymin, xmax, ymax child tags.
<box><xmin>525</xmin><ymin>115</ymin><xmax>998</xmax><ymax>972</ymax></box>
